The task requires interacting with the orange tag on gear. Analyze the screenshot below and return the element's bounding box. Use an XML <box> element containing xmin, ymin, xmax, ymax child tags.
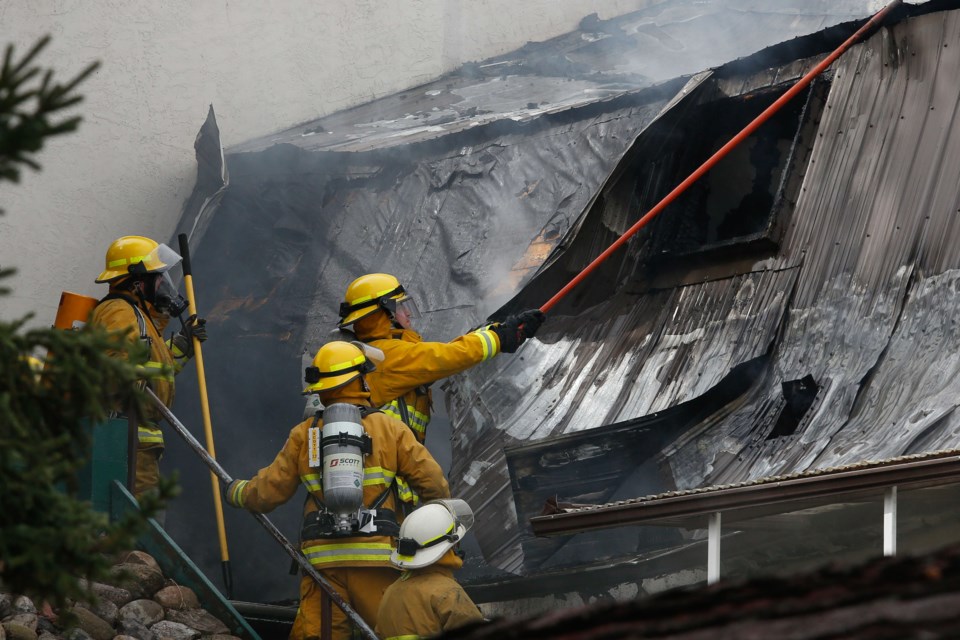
<box><xmin>308</xmin><ymin>426</ymin><xmax>321</xmax><ymax>467</ymax></box>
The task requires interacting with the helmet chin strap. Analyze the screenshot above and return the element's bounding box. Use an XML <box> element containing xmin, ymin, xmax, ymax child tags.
<box><xmin>132</xmin><ymin>278</ymin><xmax>152</xmax><ymax>308</ymax></box>
<box><xmin>377</xmin><ymin>298</ymin><xmax>403</xmax><ymax>329</ymax></box>
<box><xmin>130</xmin><ymin>277</ymin><xmax>165</xmax><ymax>336</ymax></box>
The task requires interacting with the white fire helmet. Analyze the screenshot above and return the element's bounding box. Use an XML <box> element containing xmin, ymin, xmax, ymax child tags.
<box><xmin>391</xmin><ymin>499</ymin><xmax>474</xmax><ymax>570</ymax></box>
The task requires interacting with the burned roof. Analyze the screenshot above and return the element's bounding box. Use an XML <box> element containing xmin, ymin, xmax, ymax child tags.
<box><xmin>447</xmin><ymin>0</ymin><xmax>960</xmax><ymax>583</ymax></box>
<box><xmin>166</xmin><ymin>0</ymin><xmax>952</xmax><ymax>603</ymax></box>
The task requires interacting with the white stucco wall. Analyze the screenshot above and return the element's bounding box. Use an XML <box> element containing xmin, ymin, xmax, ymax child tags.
<box><xmin>0</xmin><ymin>0</ymin><xmax>652</xmax><ymax>325</ymax></box>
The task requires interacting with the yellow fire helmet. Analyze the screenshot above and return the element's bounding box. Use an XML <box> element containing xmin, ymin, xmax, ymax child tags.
<box><xmin>338</xmin><ymin>273</ymin><xmax>411</xmax><ymax>327</ymax></box>
<box><xmin>95</xmin><ymin>235</ymin><xmax>181</xmax><ymax>283</ymax></box>
<box><xmin>303</xmin><ymin>341</ymin><xmax>376</xmax><ymax>394</ymax></box>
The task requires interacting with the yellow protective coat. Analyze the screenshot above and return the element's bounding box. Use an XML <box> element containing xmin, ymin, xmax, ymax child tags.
<box><xmin>374</xmin><ymin>553</ymin><xmax>483</xmax><ymax>640</ymax></box>
<box><xmin>227</xmin><ymin>385</ymin><xmax>450</xmax><ymax>640</ymax></box>
<box><xmin>354</xmin><ymin>312</ymin><xmax>500</xmax><ymax>443</ymax></box>
<box><xmin>90</xmin><ymin>293</ymin><xmax>187</xmax><ymax>497</ymax></box>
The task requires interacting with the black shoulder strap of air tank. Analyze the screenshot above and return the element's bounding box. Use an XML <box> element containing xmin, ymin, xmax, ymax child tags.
<box><xmin>396</xmin><ymin>400</ymin><xmax>413</xmax><ymax>428</ymax></box>
<box><xmin>359</xmin><ymin>406</ymin><xmax>382</xmax><ymax>418</ymax></box>
<box><xmin>314</xmin><ymin>406</ymin><xmax>381</xmax><ymax>419</ymax></box>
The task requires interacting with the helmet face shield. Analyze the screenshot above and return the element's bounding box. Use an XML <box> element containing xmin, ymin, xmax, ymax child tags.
<box><xmin>135</xmin><ymin>244</ymin><xmax>187</xmax><ymax>316</ymax></box>
<box><xmin>128</xmin><ymin>243</ymin><xmax>182</xmax><ymax>279</ymax></box>
<box><xmin>393</xmin><ymin>296</ymin><xmax>420</xmax><ymax>330</ymax></box>
<box><xmin>149</xmin><ymin>243</ymin><xmax>183</xmax><ymax>274</ymax></box>
<box><xmin>434</xmin><ymin>498</ymin><xmax>474</xmax><ymax>534</ymax></box>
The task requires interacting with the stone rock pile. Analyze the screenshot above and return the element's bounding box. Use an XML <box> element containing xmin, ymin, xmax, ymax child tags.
<box><xmin>0</xmin><ymin>551</ymin><xmax>243</xmax><ymax>640</ymax></box>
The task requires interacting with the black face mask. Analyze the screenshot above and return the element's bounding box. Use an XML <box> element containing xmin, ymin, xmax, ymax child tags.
<box><xmin>144</xmin><ymin>273</ymin><xmax>188</xmax><ymax>317</ymax></box>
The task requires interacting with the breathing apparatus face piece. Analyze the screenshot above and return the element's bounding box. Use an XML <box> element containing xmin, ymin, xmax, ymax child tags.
<box><xmin>126</xmin><ymin>243</ymin><xmax>188</xmax><ymax>317</ymax></box>
<box><xmin>153</xmin><ymin>271</ymin><xmax>189</xmax><ymax>317</ymax></box>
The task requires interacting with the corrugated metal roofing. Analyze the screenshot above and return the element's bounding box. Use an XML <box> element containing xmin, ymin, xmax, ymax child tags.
<box><xmin>449</xmin><ymin>3</ymin><xmax>960</xmax><ymax>577</ymax></box>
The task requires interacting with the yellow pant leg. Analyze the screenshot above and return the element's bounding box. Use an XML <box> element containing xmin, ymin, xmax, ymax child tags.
<box><xmin>341</xmin><ymin>567</ymin><xmax>400</xmax><ymax>637</ymax></box>
<box><xmin>134</xmin><ymin>446</ymin><xmax>162</xmax><ymax>498</ymax></box>
<box><xmin>289</xmin><ymin>572</ymin><xmax>348</xmax><ymax>640</ymax></box>
<box><xmin>288</xmin><ymin>567</ymin><xmax>398</xmax><ymax>640</ymax></box>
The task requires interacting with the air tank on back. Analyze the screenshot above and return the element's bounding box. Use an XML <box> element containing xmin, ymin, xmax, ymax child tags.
<box><xmin>322</xmin><ymin>403</ymin><xmax>366</xmax><ymax>533</ymax></box>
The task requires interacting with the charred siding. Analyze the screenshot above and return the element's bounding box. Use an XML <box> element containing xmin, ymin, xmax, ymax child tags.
<box><xmin>451</xmin><ymin>7</ymin><xmax>960</xmax><ymax>575</ymax></box>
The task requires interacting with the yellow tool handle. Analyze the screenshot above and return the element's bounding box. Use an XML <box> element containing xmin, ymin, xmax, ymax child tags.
<box><xmin>184</xmin><ymin>274</ymin><xmax>230</xmax><ymax>556</ymax></box>
<box><xmin>179</xmin><ymin>233</ymin><xmax>233</xmax><ymax>597</ymax></box>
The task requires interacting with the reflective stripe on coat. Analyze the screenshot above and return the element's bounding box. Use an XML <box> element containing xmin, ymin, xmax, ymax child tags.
<box><xmin>230</xmin><ymin>405</ymin><xmax>450</xmax><ymax>570</ymax></box>
<box><xmin>356</xmin><ymin>311</ymin><xmax>501</xmax><ymax>444</ymax></box>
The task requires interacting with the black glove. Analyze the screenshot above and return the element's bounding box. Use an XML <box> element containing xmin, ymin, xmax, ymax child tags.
<box><xmin>490</xmin><ymin>309</ymin><xmax>546</xmax><ymax>354</ymax></box>
<box><xmin>516</xmin><ymin>309</ymin><xmax>546</xmax><ymax>340</ymax></box>
<box><xmin>182</xmin><ymin>314</ymin><xmax>208</xmax><ymax>343</ymax></box>
<box><xmin>171</xmin><ymin>315</ymin><xmax>207</xmax><ymax>359</ymax></box>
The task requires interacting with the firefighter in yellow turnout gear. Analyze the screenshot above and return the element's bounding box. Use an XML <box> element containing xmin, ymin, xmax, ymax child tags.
<box><xmin>375</xmin><ymin>499</ymin><xmax>484</xmax><ymax>639</ymax></box>
<box><xmin>224</xmin><ymin>341</ymin><xmax>450</xmax><ymax>640</ymax></box>
<box><xmin>338</xmin><ymin>273</ymin><xmax>546</xmax><ymax>443</ymax></box>
<box><xmin>90</xmin><ymin>236</ymin><xmax>207</xmax><ymax>498</ymax></box>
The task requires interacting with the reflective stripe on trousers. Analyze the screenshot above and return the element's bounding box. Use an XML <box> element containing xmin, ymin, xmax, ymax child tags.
<box><xmin>138</xmin><ymin>424</ymin><xmax>164</xmax><ymax>445</ymax></box>
<box><xmin>301</xmin><ymin>542</ymin><xmax>393</xmax><ymax>565</ymax></box>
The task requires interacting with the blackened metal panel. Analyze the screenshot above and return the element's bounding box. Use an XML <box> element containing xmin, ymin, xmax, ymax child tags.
<box><xmin>673</xmin><ymin>8</ymin><xmax>960</xmax><ymax>489</ymax></box>
<box><xmin>175</xmin><ymin>105</ymin><xmax>228</xmax><ymax>249</ymax></box>
<box><xmin>449</xmin><ymin>6</ymin><xmax>960</xmax><ymax>578</ymax></box>
<box><xmin>448</xmin><ymin>267</ymin><xmax>798</xmax><ymax>572</ymax></box>
<box><xmin>505</xmin><ymin>354</ymin><xmax>769</xmax><ymax>570</ymax></box>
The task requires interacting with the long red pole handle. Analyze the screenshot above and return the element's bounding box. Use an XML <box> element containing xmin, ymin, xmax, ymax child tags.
<box><xmin>539</xmin><ymin>0</ymin><xmax>902</xmax><ymax>314</ymax></box>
